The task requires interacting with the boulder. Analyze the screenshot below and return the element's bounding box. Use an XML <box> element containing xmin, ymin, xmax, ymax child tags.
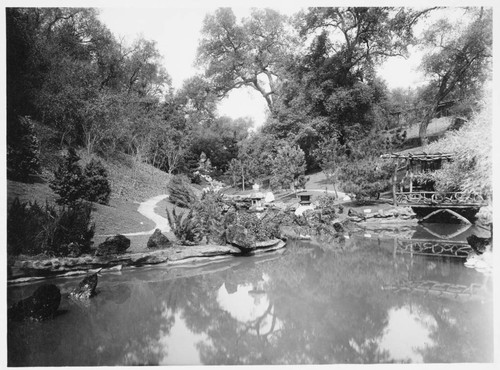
<box><xmin>8</xmin><ymin>284</ymin><xmax>61</xmax><ymax>321</ymax></box>
<box><xmin>295</xmin><ymin>204</ymin><xmax>315</xmax><ymax>216</ymax></box>
<box><xmin>264</xmin><ymin>192</ymin><xmax>275</xmax><ymax>203</ymax></box>
<box><xmin>147</xmin><ymin>229</ymin><xmax>172</xmax><ymax>249</ymax></box>
<box><xmin>95</xmin><ymin>234</ymin><xmax>130</xmax><ymax>256</ymax></box>
<box><xmin>398</xmin><ymin>207</ymin><xmax>416</xmax><ymax>220</ymax></box>
<box><xmin>226</xmin><ymin>224</ymin><xmax>256</xmax><ymax>251</ymax></box>
<box><xmin>70</xmin><ymin>273</ymin><xmax>98</xmax><ymax>300</ymax></box>
<box><xmin>348</xmin><ymin>208</ymin><xmax>365</xmax><ymax>220</ymax></box>
<box><xmin>332</xmin><ymin>222</ymin><xmax>344</xmax><ymax>233</ymax></box>
<box><xmin>466</xmin><ymin>235</ymin><xmax>492</xmax><ymax>255</ymax></box>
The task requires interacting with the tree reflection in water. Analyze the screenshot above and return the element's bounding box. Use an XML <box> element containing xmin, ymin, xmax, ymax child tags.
<box><xmin>7</xmin><ymin>237</ymin><xmax>493</xmax><ymax>365</ymax></box>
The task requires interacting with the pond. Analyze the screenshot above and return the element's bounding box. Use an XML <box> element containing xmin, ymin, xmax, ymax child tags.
<box><xmin>7</xmin><ymin>224</ymin><xmax>493</xmax><ymax>365</ymax></box>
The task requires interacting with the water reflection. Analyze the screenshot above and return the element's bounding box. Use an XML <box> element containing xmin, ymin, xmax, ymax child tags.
<box><xmin>379</xmin><ymin>306</ymin><xmax>436</xmax><ymax>363</ymax></box>
<box><xmin>159</xmin><ymin>311</ymin><xmax>207</xmax><ymax>365</ymax></box>
<box><xmin>8</xmin><ymin>234</ymin><xmax>494</xmax><ymax>366</ymax></box>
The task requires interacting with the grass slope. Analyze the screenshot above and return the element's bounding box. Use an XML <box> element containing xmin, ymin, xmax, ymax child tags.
<box><xmin>7</xmin><ymin>147</ymin><xmax>173</xmax><ymax>250</ymax></box>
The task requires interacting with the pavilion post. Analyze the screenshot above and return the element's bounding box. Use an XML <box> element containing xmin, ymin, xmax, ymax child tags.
<box><xmin>392</xmin><ymin>161</ymin><xmax>398</xmax><ymax>206</ymax></box>
<box><xmin>409</xmin><ymin>159</ymin><xmax>413</xmax><ymax>193</ymax></box>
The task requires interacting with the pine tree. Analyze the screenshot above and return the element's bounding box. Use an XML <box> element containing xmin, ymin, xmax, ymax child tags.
<box><xmin>7</xmin><ymin>116</ymin><xmax>41</xmax><ymax>182</ymax></box>
<box><xmin>82</xmin><ymin>159</ymin><xmax>111</xmax><ymax>205</ymax></box>
<box><xmin>50</xmin><ymin>148</ymin><xmax>85</xmax><ymax>204</ymax></box>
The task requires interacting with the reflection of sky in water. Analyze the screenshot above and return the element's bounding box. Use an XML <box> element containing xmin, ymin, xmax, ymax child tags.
<box><xmin>217</xmin><ymin>273</ymin><xmax>282</xmax><ymax>334</ymax></box>
<box><xmin>379</xmin><ymin>306</ymin><xmax>437</xmax><ymax>363</ymax></box>
<box><xmin>8</xmin><ymin>236</ymin><xmax>494</xmax><ymax>366</ymax></box>
<box><xmin>159</xmin><ymin>273</ymin><xmax>283</xmax><ymax>365</ymax></box>
<box><xmin>160</xmin><ymin>311</ymin><xmax>208</xmax><ymax>365</ymax></box>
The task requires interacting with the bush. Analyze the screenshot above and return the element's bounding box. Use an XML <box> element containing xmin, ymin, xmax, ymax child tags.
<box><xmin>50</xmin><ymin>149</ymin><xmax>111</xmax><ymax>205</ymax></box>
<box><xmin>166</xmin><ymin>208</ymin><xmax>203</xmax><ymax>245</ymax></box>
<box><xmin>7</xmin><ymin>198</ymin><xmax>95</xmax><ymax>256</ymax></box>
<box><xmin>317</xmin><ymin>193</ymin><xmax>337</xmax><ymax>221</ymax></box>
<box><xmin>234</xmin><ymin>211</ymin><xmax>281</xmax><ymax>241</ymax></box>
<box><xmin>50</xmin><ymin>148</ymin><xmax>85</xmax><ymax>204</ymax></box>
<box><xmin>339</xmin><ymin>158</ymin><xmax>392</xmax><ymax>202</ymax></box>
<box><xmin>426</xmin><ymin>102</ymin><xmax>491</xmax><ymax>198</ymax></box>
<box><xmin>82</xmin><ymin>159</ymin><xmax>111</xmax><ymax>205</ymax></box>
<box><xmin>194</xmin><ymin>189</ymin><xmax>226</xmax><ymax>243</ymax></box>
<box><xmin>167</xmin><ymin>175</ymin><xmax>198</xmax><ymax>208</ymax></box>
<box><xmin>7</xmin><ymin>116</ymin><xmax>41</xmax><ymax>182</ymax></box>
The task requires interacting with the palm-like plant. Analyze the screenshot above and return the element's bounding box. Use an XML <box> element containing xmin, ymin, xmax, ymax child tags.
<box><xmin>166</xmin><ymin>208</ymin><xmax>203</xmax><ymax>245</ymax></box>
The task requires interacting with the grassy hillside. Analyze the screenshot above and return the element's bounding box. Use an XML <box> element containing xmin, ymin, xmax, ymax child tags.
<box><xmin>7</xmin><ymin>127</ymin><xmax>174</xmax><ymax>242</ymax></box>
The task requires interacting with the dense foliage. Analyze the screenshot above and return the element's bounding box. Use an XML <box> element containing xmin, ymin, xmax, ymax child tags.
<box><xmin>6</xmin><ymin>7</ymin><xmax>492</xmax><ymax>199</ymax></box>
<box><xmin>50</xmin><ymin>148</ymin><xmax>111</xmax><ymax>205</ymax></box>
<box><xmin>82</xmin><ymin>159</ymin><xmax>112</xmax><ymax>204</ymax></box>
<box><xmin>426</xmin><ymin>97</ymin><xmax>491</xmax><ymax>198</ymax></box>
<box><xmin>166</xmin><ymin>208</ymin><xmax>203</xmax><ymax>245</ymax></box>
<box><xmin>193</xmin><ymin>190</ymin><xmax>227</xmax><ymax>244</ymax></box>
<box><xmin>167</xmin><ymin>175</ymin><xmax>199</xmax><ymax>208</ymax></box>
<box><xmin>416</xmin><ymin>8</ymin><xmax>492</xmax><ymax>144</ymax></box>
<box><xmin>7</xmin><ymin>198</ymin><xmax>95</xmax><ymax>256</ymax></box>
<box><xmin>50</xmin><ymin>148</ymin><xmax>85</xmax><ymax>204</ymax></box>
<box><xmin>339</xmin><ymin>158</ymin><xmax>392</xmax><ymax>201</ymax></box>
<box><xmin>7</xmin><ymin>116</ymin><xmax>41</xmax><ymax>182</ymax></box>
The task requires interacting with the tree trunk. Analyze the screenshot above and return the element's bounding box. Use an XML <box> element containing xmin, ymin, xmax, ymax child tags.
<box><xmin>241</xmin><ymin>161</ymin><xmax>245</xmax><ymax>191</ymax></box>
<box><xmin>333</xmin><ymin>182</ymin><xmax>338</xmax><ymax>199</ymax></box>
<box><xmin>419</xmin><ymin>106</ymin><xmax>437</xmax><ymax>147</ymax></box>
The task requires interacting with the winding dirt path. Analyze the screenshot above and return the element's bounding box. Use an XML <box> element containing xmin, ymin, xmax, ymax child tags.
<box><xmin>121</xmin><ymin>194</ymin><xmax>171</xmax><ymax>237</ymax></box>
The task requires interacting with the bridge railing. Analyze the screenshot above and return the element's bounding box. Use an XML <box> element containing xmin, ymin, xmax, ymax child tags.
<box><xmin>395</xmin><ymin>191</ymin><xmax>487</xmax><ymax>207</ymax></box>
<box><xmin>397</xmin><ymin>238</ymin><xmax>472</xmax><ymax>258</ymax></box>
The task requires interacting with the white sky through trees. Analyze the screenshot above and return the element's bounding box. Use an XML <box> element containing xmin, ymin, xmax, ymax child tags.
<box><xmin>96</xmin><ymin>4</ymin><xmax>476</xmax><ymax>128</ymax></box>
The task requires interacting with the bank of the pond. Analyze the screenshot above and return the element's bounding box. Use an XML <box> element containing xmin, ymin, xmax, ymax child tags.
<box><xmin>8</xmin><ymin>240</ymin><xmax>287</xmax><ymax>284</ymax></box>
<box><xmin>6</xmin><ymin>192</ymin><xmax>415</xmax><ymax>283</ymax></box>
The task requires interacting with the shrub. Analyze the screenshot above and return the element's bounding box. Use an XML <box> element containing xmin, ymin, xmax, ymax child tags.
<box><xmin>194</xmin><ymin>190</ymin><xmax>226</xmax><ymax>243</ymax></box>
<box><xmin>7</xmin><ymin>116</ymin><xmax>41</xmax><ymax>182</ymax></box>
<box><xmin>234</xmin><ymin>211</ymin><xmax>281</xmax><ymax>241</ymax></box>
<box><xmin>190</xmin><ymin>172</ymin><xmax>202</xmax><ymax>185</ymax></box>
<box><xmin>50</xmin><ymin>148</ymin><xmax>85</xmax><ymax>204</ymax></box>
<box><xmin>7</xmin><ymin>198</ymin><xmax>95</xmax><ymax>256</ymax></box>
<box><xmin>50</xmin><ymin>149</ymin><xmax>111</xmax><ymax>205</ymax></box>
<box><xmin>426</xmin><ymin>102</ymin><xmax>492</xmax><ymax>198</ymax></box>
<box><xmin>82</xmin><ymin>159</ymin><xmax>111</xmax><ymax>205</ymax></box>
<box><xmin>166</xmin><ymin>208</ymin><xmax>203</xmax><ymax>245</ymax></box>
<box><xmin>339</xmin><ymin>157</ymin><xmax>392</xmax><ymax>202</ymax></box>
<box><xmin>167</xmin><ymin>175</ymin><xmax>198</xmax><ymax>208</ymax></box>
<box><xmin>316</xmin><ymin>193</ymin><xmax>337</xmax><ymax>221</ymax></box>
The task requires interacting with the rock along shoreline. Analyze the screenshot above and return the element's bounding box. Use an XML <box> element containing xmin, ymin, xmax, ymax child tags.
<box><xmin>8</xmin><ymin>240</ymin><xmax>286</xmax><ymax>285</ymax></box>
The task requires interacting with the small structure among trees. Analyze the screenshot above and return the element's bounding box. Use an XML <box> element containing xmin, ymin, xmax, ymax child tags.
<box><xmin>381</xmin><ymin>151</ymin><xmax>487</xmax><ymax>223</ymax></box>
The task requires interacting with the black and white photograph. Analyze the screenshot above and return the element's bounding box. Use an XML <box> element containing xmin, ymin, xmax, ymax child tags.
<box><xmin>3</xmin><ymin>0</ymin><xmax>497</xmax><ymax>366</ymax></box>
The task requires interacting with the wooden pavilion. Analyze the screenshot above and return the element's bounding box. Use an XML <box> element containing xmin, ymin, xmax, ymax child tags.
<box><xmin>380</xmin><ymin>151</ymin><xmax>487</xmax><ymax>223</ymax></box>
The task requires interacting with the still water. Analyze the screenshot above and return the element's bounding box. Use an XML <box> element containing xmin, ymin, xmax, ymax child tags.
<box><xmin>8</xmin><ymin>225</ymin><xmax>494</xmax><ymax>365</ymax></box>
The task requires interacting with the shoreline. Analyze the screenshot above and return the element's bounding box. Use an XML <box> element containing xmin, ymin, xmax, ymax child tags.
<box><xmin>8</xmin><ymin>240</ymin><xmax>287</xmax><ymax>284</ymax></box>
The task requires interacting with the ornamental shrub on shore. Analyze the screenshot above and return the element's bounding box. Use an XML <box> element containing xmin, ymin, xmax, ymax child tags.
<box><xmin>7</xmin><ymin>198</ymin><xmax>95</xmax><ymax>256</ymax></box>
<box><xmin>167</xmin><ymin>175</ymin><xmax>199</xmax><ymax>208</ymax></box>
<box><xmin>82</xmin><ymin>159</ymin><xmax>111</xmax><ymax>204</ymax></box>
<box><xmin>50</xmin><ymin>148</ymin><xmax>84</xmax><ymax>204</ymax></box>
<box><xmin>50</xmin><ymin>148</ymin><xmax>111</xmax><ymax>205</ymax></box>
<box><xmin>426</xmin><ymin>101</ymin><xmax>492</xmax><ymax>199</ymax></box>
<box><xmin>7</xmin><ymin>116</ymin><xmax>41</xmax><ymax>182</ymax></box>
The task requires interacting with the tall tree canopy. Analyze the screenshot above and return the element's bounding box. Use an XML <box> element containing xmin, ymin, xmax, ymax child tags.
<box><xmin>417</xmin><ymin>7</ymin><xmax>492</xmax><ymax>145</ymax></box>
<box><xmin>197</xmin><ymin>8</ymin><xmax>295</xmax><ymax>111</ymax></box>
<box><xmin>262</xmin><ymin>7</ymin><xmax>432</xmax><ymax>171</ymax></box>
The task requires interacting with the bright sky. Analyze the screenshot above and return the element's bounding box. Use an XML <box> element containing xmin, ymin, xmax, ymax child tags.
<box><xmin>94</xmin><ymin>4</ymin><xmax>479</xmax><ymax>127</ymax></box>
<box><xmin>98</xmin><ymin>6</ymin><xmax>299</xmax><ymax>127</ymax></box>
